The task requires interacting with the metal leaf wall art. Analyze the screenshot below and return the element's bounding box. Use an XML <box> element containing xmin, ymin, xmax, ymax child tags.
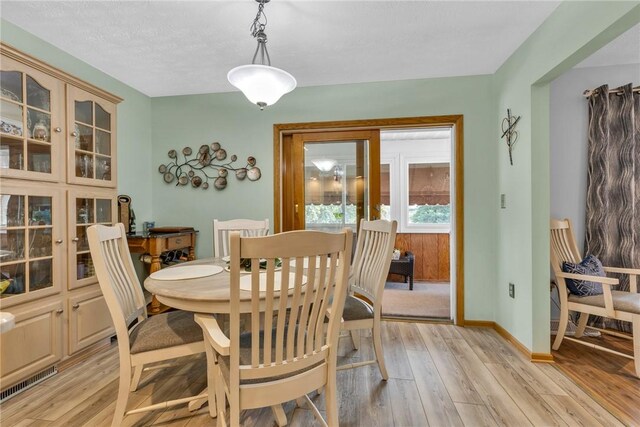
<box><xmin>158</xmin><ymin>142</ymin><xmax>261</xmax><ymax>190</ymax></box>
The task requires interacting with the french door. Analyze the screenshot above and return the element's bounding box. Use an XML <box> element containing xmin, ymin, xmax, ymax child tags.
<box><xmin>281</xmin><ymin>130</ymin><xmax>381</xmax><ymax>232</ymax></box>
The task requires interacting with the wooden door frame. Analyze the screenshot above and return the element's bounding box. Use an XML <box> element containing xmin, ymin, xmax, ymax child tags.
<box><xmin>274</xmin><ymin>115</ymin><xmax>465</xmax><ymax>325</ymax></box>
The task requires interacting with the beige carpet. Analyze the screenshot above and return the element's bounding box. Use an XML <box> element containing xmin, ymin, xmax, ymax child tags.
<box><xmin>382</xmin><ymin>281</ymin><xmax>450</xmax><ymax>319</ymax></box>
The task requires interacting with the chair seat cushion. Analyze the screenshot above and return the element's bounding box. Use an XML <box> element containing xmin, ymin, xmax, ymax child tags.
<box><xmin>568</xmin><ymin>290</ymin><xmax>640</xmax><ymax>314</ymax></box>
<box><xmin>342</xmin><ymin>295</ymin><xmax>374</xmax><ymax>321</ymax></box>
<box><xmin>218</xmin><ymin>328</ymin><xmax>322</xmax><ymax>385</ymax></box>
<box><xmin>129</xmin><ymin>310</ymin><xmax>203</xmax><ymax>354</ymax></box>
<box><xmin>562</xmin><ymin>255</ymin><xmax>605</xmax><ymax>296</ymax></box>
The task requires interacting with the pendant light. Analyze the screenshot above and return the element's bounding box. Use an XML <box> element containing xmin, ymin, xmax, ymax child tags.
<box><xmin>312</xmin><ymin>159</ymin><xmax>337</xmax><ymax>172</ymax></box>
<box><xmin>227</xmin><ymin>0</ymin><xmax>296</xmax><ymax>110</ymax></box>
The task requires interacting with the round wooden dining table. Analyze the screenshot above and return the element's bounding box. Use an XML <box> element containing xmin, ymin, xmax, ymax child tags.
<box><xmin>144</xmin><ymin>257</ymin><xmax>312</xmax><ymax>314</ymax></box>
<box><xmin>144</xmin><ymin>257</ymin><xmax>246</xmax><ymax>314</ymax></box>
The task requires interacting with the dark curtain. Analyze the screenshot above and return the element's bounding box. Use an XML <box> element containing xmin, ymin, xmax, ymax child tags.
<box><xmin>585</xmin><ymin>83</ymin><xmax>639</xmax><ymax>332</ymax></box>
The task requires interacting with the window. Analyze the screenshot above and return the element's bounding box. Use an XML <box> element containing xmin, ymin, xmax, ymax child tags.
<box><xmin>380</xmin><ymin>163</ymin><xmax>392</xmax><ymax>221</ymax></box>
<box><xmin>405</xmin><ymin>161</ymin><xmax>450</xmax><ymax>231</ymax></box>
<box><xmin>381</xmin><ymin>129</ymin><xmax>451</xmax><ymax>233</ymax></box>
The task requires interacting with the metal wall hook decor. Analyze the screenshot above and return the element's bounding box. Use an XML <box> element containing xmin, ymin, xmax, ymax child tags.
<box><xmin>158</xmin><ymin>141</ymin><xmax>261</xmax><ymax>190</ymax></box>
<box><xmin>501</xmin><ymin>108</ymin><xmax>520</xmax><ymax>165</ymax></box>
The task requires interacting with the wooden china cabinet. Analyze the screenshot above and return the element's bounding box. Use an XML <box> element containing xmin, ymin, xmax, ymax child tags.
<box><xmin>0</xmin><ymin>43</ymin><xmax>122</xmax><ymax>392</ymax></box>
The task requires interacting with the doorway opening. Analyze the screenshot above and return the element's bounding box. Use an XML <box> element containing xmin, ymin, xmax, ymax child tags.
<box><xmin>379</xmin><ymin>128</ymin><xmax>452</xmax><ymax>320</ymax></box>
<box><xmin>273</xmin><ymin>115</ymin><xmax>464</xmax><ymax>325</ymax></box>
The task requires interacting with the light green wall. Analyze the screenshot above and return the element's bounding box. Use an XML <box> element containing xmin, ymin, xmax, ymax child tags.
<box><xmin>0</xmin><ymin>19</ymin><xmax>153</xmax><ymax>222</ymax></box>
<box><xmin>493</xmin><ymin>1</ymin><xmax>640</xmax><ymax>352</ymax></box>
<box><xmin>151</xmin><ymin>75</ymin><xmax>498</xmax><ymax>321</ymax></box>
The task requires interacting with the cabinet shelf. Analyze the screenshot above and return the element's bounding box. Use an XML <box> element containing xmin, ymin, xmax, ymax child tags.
<box><xmin>25</xmin><ymin>104</ymin><xmax>50</xmax><ymax>116</ymax></box>
<box><xmin>26</xmin><ymin>255</ymin><xmax>53</xmax><ymax>262</ymax></box>
<box><xmin>0</xmin><ymin>259</ymin><xmax>26</xmax><ymax>267</ymax></box>
<box><xmin>26</xmin><ymin>138</ymin><xmax>52</xmax><ymax>146</ymax></box>
<box><xmin>0</xmin><ymin>133</ymin><xmax>23</xmax><ymax>143</ymax></box>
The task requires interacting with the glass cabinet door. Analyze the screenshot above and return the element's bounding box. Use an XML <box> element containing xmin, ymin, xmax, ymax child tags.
<box><xmin>0</xmin><ymin>184</ymin><xmax>63</xmax><ymax>307</ymax></box>
<box><xmin>67</xmin><ymin>189</ymin><xmax>116</xmax><ymax>290</ymax></box>
<box><xmin>0</xmin><ymin>57</ymin><xmax>64</xmax><ymax>181</ymax></box>
<box><xmin>66</xmin><ymin>86</ymin><xmax>116</xmax><ymax>188</ymax></box>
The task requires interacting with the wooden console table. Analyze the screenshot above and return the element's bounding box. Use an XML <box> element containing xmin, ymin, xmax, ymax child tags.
<box><xmin>127</xmin><ymin>230</ymin><xmax>198</xmax><ymax>314</ymax></box>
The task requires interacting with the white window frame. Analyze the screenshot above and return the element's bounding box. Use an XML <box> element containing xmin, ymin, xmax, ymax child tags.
<box><xmin>379</xmin><ymin>156</ymin><xmax>399</xmax><ymax>222</ymax></box>
<box><xmin>398</xmin><ymin>155</ymin><xmax>451</xmax><ymax>234</ymax></box>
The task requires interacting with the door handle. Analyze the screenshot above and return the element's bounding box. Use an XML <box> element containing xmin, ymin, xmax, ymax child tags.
<box><xmin>295</xmin><ymin>204</ymin><xmax>299</xmax><ymax>214</ymax></box>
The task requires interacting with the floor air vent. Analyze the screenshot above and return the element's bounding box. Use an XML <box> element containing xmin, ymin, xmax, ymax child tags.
<box><xmin>0</xmin><ymin>366</ymin><xmax>57</xmax><ymax>403</ymax></box>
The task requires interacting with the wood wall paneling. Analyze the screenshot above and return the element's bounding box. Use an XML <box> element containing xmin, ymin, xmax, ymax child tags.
<box><xmin>389</xmin><ymin>233</ymin><xmax>450</xmax><ymax>282</ymax></box>
<box><xmin>438</xmin><ymin>234</ymin><xmax>451</xmax><ymax>280</ymax></box>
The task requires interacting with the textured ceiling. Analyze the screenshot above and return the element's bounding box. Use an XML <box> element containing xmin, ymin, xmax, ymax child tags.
<box><xmin>576</xmin><ymin>23</ymin><xmax>640</xmax><ymax>68</ymax></box>
<box><xmin>1</xmin><ymin>1</ymin><xmax>560</xmax><ymax>97</ymax></box>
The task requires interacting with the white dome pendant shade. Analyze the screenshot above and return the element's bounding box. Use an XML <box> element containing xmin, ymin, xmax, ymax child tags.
<box><xmin>227</xmin><ymin>64</ymin><xmax>296</xmax><ymax>110</ymax></box>
<box><xmin>228</xmin><ymin>0</ymin><xmax>296</xmax><ymax>110</ymax></box>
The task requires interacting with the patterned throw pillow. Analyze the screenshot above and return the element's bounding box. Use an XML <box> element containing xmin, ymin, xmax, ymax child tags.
<box><xmin>562</xmin><ymin>254</ymin><xmax>605</xmax><ymax>296</ymax></box>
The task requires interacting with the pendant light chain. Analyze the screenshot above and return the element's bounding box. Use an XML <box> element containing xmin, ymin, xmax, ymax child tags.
<box><xmin>250</xmin><ymin>0</ymin><xmax>268</xmax><ymax>38</ymax></box>
<box><xmin>250</xmin><ymin>0</ymin><xmax>271</xmax><ymax>66</ymax></box>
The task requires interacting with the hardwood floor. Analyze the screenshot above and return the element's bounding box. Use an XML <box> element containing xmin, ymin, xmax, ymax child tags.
<box><xmin>552</xmin><ymin>332</ymin><xmax>640</xmax><ymax>426</ymax></box>
<box><xmin>0</xmin><ymin>322</ymin><xmax>625</xmax><ymax>427</ymax></box>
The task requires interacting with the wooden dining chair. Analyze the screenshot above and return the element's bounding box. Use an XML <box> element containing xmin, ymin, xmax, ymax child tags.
<box><xmin>87</xmin><ymin>223</ymin><xmax>206</xmax><ymax>426</ymax></box>
<box><xmin>338</xmin><ymin>219</ymin><xmax>397</xmax><ymax>380</ymax></box>
<box><xmin>212</xmin><ymin>218</ymin><xmax>270</xmax><ymax>258</ymax></box>
<box><xmin>550</xmin><ymin>218</ymin><xmax>639</xmax><ymax>376</ymax></box>
<box><xmin>196</xmin><ymin>228</ymin><xmax>352</xmax><ymax>427</ymax></box>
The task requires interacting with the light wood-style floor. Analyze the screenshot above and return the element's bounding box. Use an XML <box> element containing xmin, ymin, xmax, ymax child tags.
<box><xmin>0</xmin><ymin>322</ymin><xmax>625</xmax><ymax>427</ymax></box>
<box><xmin>552</xmin><ymin>332</ymin><xmax>640</xmax><ymax>426</ymax></box>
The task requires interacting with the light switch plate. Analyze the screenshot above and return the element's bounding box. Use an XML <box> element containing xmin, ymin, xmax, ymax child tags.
<box><xmin>501</xmin><ymin>194</ymin><xmax>506</xmax><ymax>209</ymax></box>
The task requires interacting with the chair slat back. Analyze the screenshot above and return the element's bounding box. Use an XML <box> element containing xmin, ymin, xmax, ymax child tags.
<box><xmin>87</xmin><ymin>223</ymin><xmax>146</xmax><ymax>344</ymax></box>
<box><xmin>350</xmin><ymin>220</ymin><xmax>398</xmax><ymax>305</ymax></box>
<box><xmin>550</xmin><ymin>218</ymin><xmax>583</xmax><ymax>275</ymax></box>
<box><xmin>213</xmin><ymin>218</ymin><xmax>270</xmax><ymax>258</ymax></box>
<box><xmin>228</xmin><ymin>229</ymin><xmax>352</xmax><ymax>383</ymax></box>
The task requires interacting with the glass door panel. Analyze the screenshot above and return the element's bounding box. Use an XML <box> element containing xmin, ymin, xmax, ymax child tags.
<box><xmin>74</xmin><ymin>101</ymin><xmax>92</xmax><ymax>125</ymax></box>
<box><xmin>96</xmin><ymin>199</ymin><xmax>112</xmax><ymax>223</ymax></box>
<box><xmin>0</xmin><ymin>99</ymin><xmax>24</xmax><ymax>137</ymax></box>
<box><xmin>0</xmin><ymin>59</ymin><xmax>62</xmax><ymax>181</ymax></box>
<box><xmin>284</xmin><ymin>130</ymin><xmax>380</xmax><ymax>233</ymax></box>
<box><xmin>303</xmin><ymin>141</ymin><xmax>367</xmax><ymax>233</ymax></box>
<box><xmin>68</xmin><ymin>86</ymin><xmax>115</xmax><ymax>186</ymax></box>
<box><xmin>68</xmin><ymin>191</ymin><xmax>115</xmax><ymax>290</ymax></box>
<box><xmin>95</xmin><ymin>104</ymin><xmax>111</xmax><ymax>130</ymax></box>
<box><xmin>1</xmin><ymin>194</ymin><xmax>26</xmax><ymax>297</ymax></box>
<box><xmin>1</xmin><ymin>71</ymin><xmax>23</xmax><ymax>102</ymax></box>
<box><xmin>27</xmin><ymin>142</ymin><xmax>52</xmax><ymax>173</ymax></box>
<box><xmin>26</xmin><ymin>75</ymin><xmax>51</xmax><ymax>111</ymax></box>
<box><xmin>0</xmin><ymin>188</ymin><xmax>61</xmax><ymax>305</ymax></box>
